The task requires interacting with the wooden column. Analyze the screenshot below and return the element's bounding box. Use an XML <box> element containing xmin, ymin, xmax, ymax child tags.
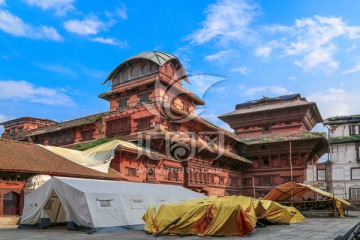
<box><xmin>0</xmin><ymin>193</ymin><xmax>3</xmax><ymax>217</ymax></box>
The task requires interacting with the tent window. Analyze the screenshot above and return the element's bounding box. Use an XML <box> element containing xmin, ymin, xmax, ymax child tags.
<box><xmin>130</xmin><ymin>199</ymin><xmax>145</xmax><ymax>209</ymax></box>
<box><xmin>99</xmin><ymin>200</ymin><xmax>112</xmax><ymax>208</ymax></box>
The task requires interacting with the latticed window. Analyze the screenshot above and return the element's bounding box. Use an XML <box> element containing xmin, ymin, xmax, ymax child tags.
<box><xmin>317</xmin><ymin>169</ymin><xmax>326</xmax><ymax>181</ymax></box>
<box><xmin>139</xmin><ymin>92</ymin><xmax>150</xmax><ymax>103</ymax></box>
<box><xmin>137</xmin><ymin>117</ymin><xmax>150</xmax><ymax>131</ymax></box>
<box><xmin>118</xmin><ymin>98</ymin><xmax>128</xmax><ymax>109</ymax></box>
<box><xmin>81</xmin><ymin>130</ymin><xmax>93</xmax><ymax>142</ymax></box>
<box><xmin>350</xmin><ymin>188</ymin><xmax>360</xmax><ymax>199</ymax></box>
<box><xmin>106</xmin><ymin>117</ymin><xmax>131</xmax><ymax>137</ymax></box>
<box><xmin>169</xmin><ymin>122</ymin><xmax>180</xmax><ymax>132</ymax></box>
<box><xmin>260</xmin><ymin>176</ymin><xmax>271</xmax><ymax>186</ymax></box>
<box><xmin>127</xmin><ymin>168</ymin><xmax>137</xmax><ymax>177</ymax></box>
<box><xmin>168</xmin><ymin>168</ymin><xmax>179</xmax><ymax>181</ymax></box>
<box><xmin>351</xmin><ymin>168</ymin><xmax>360</xmax><ymax>180</ymax></box>
<box><xmin>350</xmin><ymin>125</ymin><xmax>360</xmax><ymax>135</ymax></box>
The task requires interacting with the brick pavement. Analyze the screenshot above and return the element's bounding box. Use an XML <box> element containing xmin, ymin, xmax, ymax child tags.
<box><xmin>0</xmin><ymin>212</ymin><xmax>359</xmax><ymax>240</ymax></box>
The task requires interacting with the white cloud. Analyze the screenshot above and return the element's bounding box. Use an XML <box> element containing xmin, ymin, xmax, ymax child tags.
<box><xmin>308</xmin><ymin>88</ymin><xmax>360</xmax><ymax>118</ymax></box>
<box><xmin>64</xmin><ymin>15</ymin><xmax>107</xmax><ymax>35</ymax></box>
<box><xmin>91</xmin><ymin>37</ymin><xmax>128</xmax><ymax>48</ymax></box>
<box><xmin>205</xmin><ymin>50</ymin><xmax>237</xmax><ymax>64</ymax></box>
<box><xmin>346</xmin><ymin>44</ymin><xmax>356</xmax><ymax>53</ymax></box>
<box><xmin>116</xmin><ymin>5</ymin><xmax>127</xmax><ymax>20</ymax></box>
<box><xmin>0</xmin><ymin>10</ymin><xmax>63</xmax><ymax>41</ymax></box>
<box><xmin>244</xmin><ymin>86</ymin><xmax>290</xmax><ymax>96</ymax></box>
<box><xmin>24</xmin><ymin>0</ymin><xmax>75</xmax><ymax>16</ymax></box>
<box><xmin>0</xmin><ymin>114</ymin><xmax>9</xmax><ymax>135</ymax></box>
<box><xmin>231</xmin><ymin>66</ymin><xmax>250</xmax><ymax>75</ymax></box>
<box><xmin>188</xmin><ymin>0</ymin><xmax>259</xmax><ymax>45</ymax></box>
<box><xmin>0</xmin><ymin>0</ymin><xmax>5</xmax><ymax>5</ymax></box>
<box><xmin>0</xmin><ymin>80</ymin><xmax>74</xmax><ymax>105</ymax></box>
<box><xmin>37</xmin><ymin>63</ymin><xmax>77</xmax><ymax>77</ymax></box>
<box><xmin>187</xmin><ymin>74</ymin><xmax>225</xmax><ymax>98</ymax></box>
<box><xmin>254</xmin><ymin>46</ymin><xmax>272</xmax><ymax>58</ymax></box>
<box><xmin>342</xmin><ymin>62</ymin><xmax>360</xmax><ymax>74</ymax></box>
<box><xmin>261</xmin><ymin>16</ymin><xmax>360</xmax><ymax>72</ymax></box>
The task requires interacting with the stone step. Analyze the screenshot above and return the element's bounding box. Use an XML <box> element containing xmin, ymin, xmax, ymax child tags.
<box><xmin>0</xmin><ymin>216</ymin><xmax>20</xmax><ymax>226</ymax></box>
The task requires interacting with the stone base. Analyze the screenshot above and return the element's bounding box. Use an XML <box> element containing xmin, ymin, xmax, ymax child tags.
<box><xmin>302</xmin><ymin>210</ymin><xmax>340</xmax><ymax>218</ymax></box>
<box><xmin>0</xmin><ymin>216</ymin><xmax>20</xmax><ymax>226</ymax></box>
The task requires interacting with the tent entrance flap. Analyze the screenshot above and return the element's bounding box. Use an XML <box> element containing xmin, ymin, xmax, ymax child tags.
<box><xmin>44</xmin><ymin>191</ymin><xmax>66</xmax><ymax>225</ymax></box>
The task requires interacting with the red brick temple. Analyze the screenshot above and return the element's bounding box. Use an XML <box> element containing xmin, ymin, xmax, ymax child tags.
<box><xmin>0</xmin><ymin>52</ymin><xmax>328</xmax><ymax>219</ymax></box>
<box><xmin>219</xmin><ymin>94</ymin><xmax>328</xmax><ymax>197</ymax></box>
<box><xmin>0</xmin><ymin>51</ymin><xmax>251</xmax><ymax>211</ymax></box>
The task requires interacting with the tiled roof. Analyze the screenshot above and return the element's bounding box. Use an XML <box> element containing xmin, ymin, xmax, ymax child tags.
<box><xmin>324</xmin><ymin>115</ymin><xmax>360</xmax><ymax>125</ymax></box>
<box><xmin>240</xmin><ymin>131</ymin><xmax>327</xmax><ymax>145</ymax></box>
<box><xmin>219</xmin><ymin>101</ymin><xmax>313</xmax><ymax>118</ymax></box>
<box><xmin>24</xmin><ymin>113</ymin><xmax>106</xmax><ymax>137</ymax></box>
<box><xmin>0</xmin><ymin>139</ymin><xmax>124</xmax><ymax>180</ymax></box>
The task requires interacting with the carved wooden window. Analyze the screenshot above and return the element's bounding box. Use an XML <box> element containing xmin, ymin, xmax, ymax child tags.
<box><xmin>168</xmin><ymin>168</ymin><xmax>179</xmax><ymax>181</ymax></box>
<box><xmin>219</xmin><ymin>176</ymin><xmax>225</xmax><ymax>185</ymax></box>
<box><xmin>118</xmin><ymin>98</ymin><xmax>128</xmax><ymax>109</ymax></box>
<box><xmin>18</xmin><ymin>127</ymin><xmax>23</xmax><ymax>133</ymax></box>
<box><xmin>106</xmin><ymin>117</ymin><xmax>131</xmax><ymax>137</ymax></box>
<box><xmin>260</xmin><ymin>176</ymin><xmax>271</xmax><ymax>185</ymax></box>
<box><xmin>208</xmin><ymin>174</ymin><xmax>214</xmax><ymax>184</ymax></box>
<box><xmin>139</xmin><ymin>92</ymin><xmax>150</xmax><ymax>103</ymax></box>
<box><xmin>262</xmin><ymin>157</ymin><xmax>270</xmax><ymax>167</ymax></box>
<box><xmin>262</xmin><ymin>125</ymin><xmax>271</xmax><ymax>133</ymax></box>
<box><xmin>137</xmin><ymin>117</ymin><xmax>150</xmax><ymax>131</ymax></box>
<box><xmin>65</xmin><ymin>129</ymin><xmax>74</xmax><ymax>142</ymax></box>
<box><xmin>127</xmin><ymin>168</ymin><xmax>137</xmax><ymax>177</ymax></box>
<box><xmin>183</xmin><ymin>101</ymin><xmax>190</xmax><ymax>112</ymax></box>
<box><xmin>230</xmin><ymin>177</ymin><xmax>238</xmax><ymax>187</ymax></box>
<box><xmin>169</xmin><ymin>122</ymin><xmax>180</xmax><ymax>132</ymax></box>
<box><xmin>81</xmin><ymin>130</ymin><xmax>93</xmax><ymax>142</ymax></box>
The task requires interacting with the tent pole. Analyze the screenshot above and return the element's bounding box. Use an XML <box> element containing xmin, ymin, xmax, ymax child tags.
<box><xmin>290</xmin><ymin>141</ymin><xmax>293</xmax><ymax>206</ymax></box>
<box><xmin>252</xmin><ymin>177</ymin><xmax>256</xmax><ymax>198</ymax></box>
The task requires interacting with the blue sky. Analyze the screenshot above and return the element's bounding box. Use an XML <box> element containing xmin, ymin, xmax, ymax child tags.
<box><xmin>1</xmin><ymin>0</ymin><xmax>360</xmax><ymax>134</ymax></box>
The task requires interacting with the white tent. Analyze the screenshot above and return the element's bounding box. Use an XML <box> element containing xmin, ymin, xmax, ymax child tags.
<box><xmin>19</xmin><ymin>177</ymin><xmax>205</xmax><ymax>232</ymax></box>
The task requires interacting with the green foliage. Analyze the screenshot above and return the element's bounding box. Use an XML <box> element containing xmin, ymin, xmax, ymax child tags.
<box><xmin>73</xmin><ymin>138</ymin><xmax>113</xmax><ymax>151</ymax></box>
<box><xmin>304</xmin><ymin>132</ymin><xmax>326</xmax><ymax>138</ymax></box>
<box><xmin>331</xmin><ymin>135</ymin><xmax>360</xmax><ymax>143</ymax></box>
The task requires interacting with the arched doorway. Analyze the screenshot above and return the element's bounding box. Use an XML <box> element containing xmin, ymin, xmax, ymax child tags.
<box><xmin>3</xmin><ymin>192</ymin><xmax>19</xmax><ymax>215</ymax></box>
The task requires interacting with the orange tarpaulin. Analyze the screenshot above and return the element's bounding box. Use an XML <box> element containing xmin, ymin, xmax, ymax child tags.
<box><xmin>264</xmin><ymin>181</ymin><xmax>350</xmax><ymax>216</ymax></box>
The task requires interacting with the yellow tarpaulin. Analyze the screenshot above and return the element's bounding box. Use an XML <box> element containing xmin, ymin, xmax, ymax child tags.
<box><xmin>264</xmin><ymin>181</ymin><xmax>350</xmax><ymax>216</ymax></box>
<box><xmin>143</xmin><ymin>196</ymin><xmax>305</xmax><ymax>237</ymax></box>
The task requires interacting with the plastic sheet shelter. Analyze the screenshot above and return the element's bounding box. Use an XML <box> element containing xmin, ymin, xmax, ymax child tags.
<box><xmin>39</xmin><ymin>140</ymin><xmax>158</xmax><ymax>173</ymax></box>
<box><xmin>264</xmin><ymin>181</ymin><xmax>351</xmax><ymax>216</ymax></box>
<box><xmin>19</xmin><ymin>177</ymin><xmax>205</xmax><ymax>232</ymax></box>
<box><xmin>252</xmin><ymin>198</ymin><xmax>305</xmax><ymax>224</ymax></box>
<box><xmin>143</xmin><ymin>196</ymin><xmax>305</xmax><ymax>237</ymax></box>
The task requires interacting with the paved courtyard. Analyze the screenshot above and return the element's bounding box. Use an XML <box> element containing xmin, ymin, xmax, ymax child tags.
<box><xmin>1</xmin><ymin>212</ymin><xmax>359</xmax><ymax>240</ymax></box>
